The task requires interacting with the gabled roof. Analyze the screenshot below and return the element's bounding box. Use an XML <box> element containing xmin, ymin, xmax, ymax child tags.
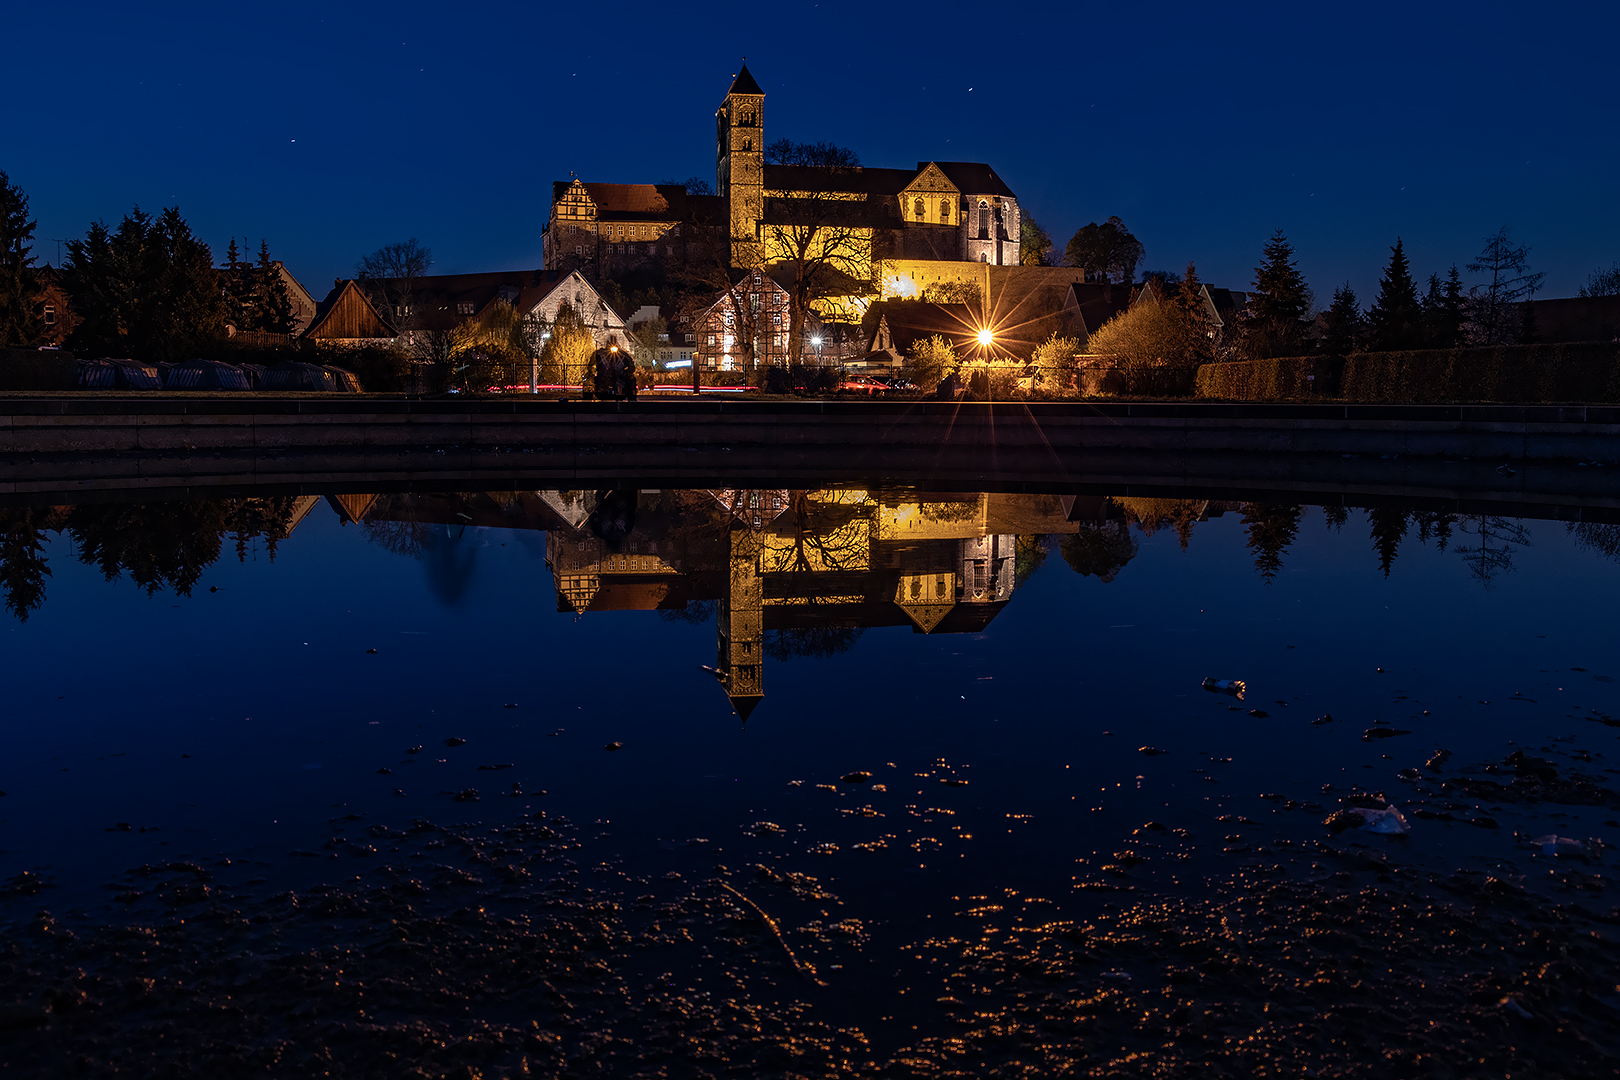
<box><xmin>932</xmin><ymin>162</ymin><xmax>1016</xmax><ymax>199</ymax></box>
<box><xmin>866</xmin><ymin>302</ymin><xmax>983</xmax><ymax>355</ymax></box>
<box><xmin>549</xmin><ymin>180</ymin><xmax>728</xmax><ymax>224</ymax></box>
<box><xmin>727</xmin><ymin>65</ymin><xmax>764</xmax><ymax>96</ymax></box>
<box><xmin>305</xmin><ymin>280</ymin><xmax>391</xmax><ymax>340</ymax></box>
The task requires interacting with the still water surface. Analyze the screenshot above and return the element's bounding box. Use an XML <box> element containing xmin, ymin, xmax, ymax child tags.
<box><xmin>3</xmin><ymin>488</ymin><xmax>1618</xmax><ymax>1075</ymax></box>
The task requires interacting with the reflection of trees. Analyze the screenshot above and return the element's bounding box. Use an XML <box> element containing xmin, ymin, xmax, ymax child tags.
<box><xmin>1569</xmin><ymin>522</ymin><xmax>1620</xmax><ymax>560</ymax></box>
<box><xmin>764</xmin><ymin>626</ymin><xmax>865</xmax><ymax>661</ymax></box>
<box><xmin>1455</xmin><ymin>516</ymin><xmax>1531</xmax><ymax>587</ymax></box>
<box><xmin>1115</xmin><ymin>498</ymin><xmax>1202</xmax><ymax>549</ymax></box>
<box><xmin>767</xmin><ymin>491</ymin><xmax>870</xmax><ymax>576</ymax></box>
<box><xmin>0</xmin><ymin>508</ymin><xmax>52</xmax><ymax>622</ymax></box>
<box><xmin>1059</xmin><ymin>521</ymin><xmax>1138</xmax><ymax>583</ymax></box>
<box><xmin>1013</xmin><ymin>535</ymin><xmax>1048</xmax><ymax>588</ymax></box>
<box><xmin>65</xmin><ymin>498</ymin><xmax>298</xmax><ymax>599</ymax></box>
<box><xmin>1240</xmin><ymin>503</ymin><xmax>1302</xmax><ymax>582</ymax></box>
<box><xmin>363</xmin><ymin>496</ymin><xmax>432</xmax><ymax>557</ymax></box>
<box><xmin>1367</xmin><ymin>506</ymin><xmax>1410</xmax><ymax>578</ymax></box>
<box><xmin>1321</xmin><ymin>504</ymin><xmax>1348</xmax><ymax>531</ymax></box>
<box><xmin>1412</xmin><ymin>512</ymin><xmax>1455</xmax><ymax>551</ymax></box>
<box><xmin>659</xmin><ymin>599</ymin><xmax>717</xmax><ymax>624</ymax></box>
<box><xmin>71</xmin><ymin>501</ymin><xmax>229</xmax><ymax>597</ymax></box>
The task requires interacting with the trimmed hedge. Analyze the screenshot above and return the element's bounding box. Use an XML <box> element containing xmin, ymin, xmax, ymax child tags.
<box><xmin>1194</xmin><ymin>356</ymin><xmax>1320</xmax><ymax>400</ymax></box>
<box><xmin>0</xmin><ymin>348</ymin><xmax>78</xmax><ymax>391</ymax></box>
<box><xmin>1197</xmin><ymin>342</ymin><xmax>1620</xmax><ymax>403</ymax></box>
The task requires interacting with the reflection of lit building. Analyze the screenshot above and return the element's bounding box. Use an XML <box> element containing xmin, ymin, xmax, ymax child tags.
<box><xmin>537</xmin><ymin>490</ymin><xmax>1073</xmax><ymax>719</ymax></box>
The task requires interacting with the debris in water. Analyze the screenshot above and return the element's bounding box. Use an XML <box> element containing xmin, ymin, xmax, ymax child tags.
<box><xmin>605</xmin><ymin>742</ymin><xmax>623</xmax><ymax>751</ymax></box>
<box><xmin>1201</xmin><ymin>678</ymin><xmax>1245</xmax><ymax>699</ymax></box>
<box><xmin>1138</xmin><ymin>747</ymin><xmax>1166</xmax><ymax>756</ymax></box>
<box><xmin>1361</xmin><ymin>727</ymin><xmax>1411</xmax><ymax>741</ymax></box>
<box><xmin>443</xmin><ymin>737</ymin><xmax>466</xmax><ymax>747</ymax></box>
<box><xmin>1247</xmin><ymin>709</ymin><xmax>1269</xmax><ymax>718</ymax></box>
<box><xmin>839</xmin><ymin>771</ymin><xmax>872</xmax><ymax>784</ymax></box>
<box><xmin>365</xmin><ymin>648</ymin><xmax>377</xmax><ymax>654</ymax></box>
<box><xmin>1323</xmin><ymin>805</ymin><xmax>1410</xmax><ymax>834</ymax></box>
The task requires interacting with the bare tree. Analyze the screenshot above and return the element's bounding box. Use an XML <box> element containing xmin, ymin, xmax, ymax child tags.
<box><xmin>1465</xmin><ymin>227</ymin><xmax>1544</xmax><ymax>345</ymax></box>
<box><xmin>761</xmin><ymin>140</ymin><xmax>874</xmax><ymax>365</ymax></box>
<box><xmin>355</xmin><ymin>239</ymin><xmax>433</xmax><ymax>333</ymax></box>
<box><xmin>672</xmin><ymin>204</ymin><xmax>763</xmax><ymax>378</ymax></box>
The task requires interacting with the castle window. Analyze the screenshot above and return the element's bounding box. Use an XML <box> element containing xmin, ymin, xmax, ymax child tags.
<box><xmin>940</xmin><ymin>198</ymin><xmax>951</xmax><ymax>221</ymax></box>
<box><xmin>914</xmin><ymin>198</ymin><xmax>925</xmax><ymax>220</ymax></box>
<box><xmin>743</xmin><ymin>138</ymin><xmax>751</xmax><ymax>151</ymax></box>
<box><xmin>43</xmin><ymin>305</ymin><xmax>55</xmax><ymax>326</ymax></box>
<box><xmin>456</xmin><ymin>301</ymin><xmax>475</xmax><ymax>315</ymax></box>
<box><xmin>978</xmin><ymin>201</ymin><xmax>990</xmax><ymax>239</ymax></box>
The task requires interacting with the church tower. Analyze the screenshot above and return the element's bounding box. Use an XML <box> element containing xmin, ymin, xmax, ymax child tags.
<box><xmin>716</xmin><ymin>64</ymin><xmax>765</xmax><ymax>268</ymax></box>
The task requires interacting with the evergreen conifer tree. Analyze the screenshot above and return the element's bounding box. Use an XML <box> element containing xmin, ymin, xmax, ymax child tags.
<box><xmin>64</xmin><ymin>205</ymin><xmax>227</xmax><ymax>360</ymax></box>
<box><xmin>1365</xmin><ymin>238</ymin><xmax>1424</xmax><ymax>351</ymax></box>
<box><xmin>1177</xmin><ymin>261</ymin><xmax>1214</xmax><ymax>364</ymax></box>
<box><xmin>222</xmin><ymin>238</ymin><xmax>251</xmax><ymax>333</ymax></box>
<box><xmin>1240</xmin><ymin>502</ymin><xmax>1303</xmax><ymax>582</ymax></box>
<box><xmin>252</xmin><ymin>240</ymin><xmax>295</xmax><ymax>334</ymax></box>
<box><xmin>0</xmin><ymin>170</ymin><xmax>41</xmax><ymax>347</ymax></box>
<box><xmin>1424</xmin><ymin>265</ymin><xmax>1466</xmax><ymax>347</ymax></box>
<box><xmin>1243</xmin><ymin>231</ymin><xmax>1311</xmax><ymax>358</ymax></box>
<box><xmin>1320</xmin><ymin>284</ymin><xmax>1362</xmax><ymax>356</ymax></box>
<box><xmin>1367</xmin><ymin>506</ymin><xmax>1410</xmax><ymax>578</ymax></box>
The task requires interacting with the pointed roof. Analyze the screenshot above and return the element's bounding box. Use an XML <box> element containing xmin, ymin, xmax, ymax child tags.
<box><xmin>729</xmin><ymin>692</ymin><xmax>763</xmax><ymax>721</ymax></box>
<box><xmin>728</xmin><ymin>64</ymin><xmax>763</xmax><ymax>96</ymax></box>
<box><xmin>895</xmin><ymin>572</ymin><xmax>957</xmax><ymax>633</ymax></box>
<box><xmin>304</xmin><ymin>279</ymin><xmax>392</xmax><ymax>340</ymax></box>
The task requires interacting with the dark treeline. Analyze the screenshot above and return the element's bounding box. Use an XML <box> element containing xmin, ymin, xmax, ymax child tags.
<box><xmin>0</xmin><ymin>499</ymin><xmax>301</xmax><ymax>621</ymax></box>
<box><xmin>0</xmin><ymin>170</ymin><xmax>296</xmax><ymax>360</ymax></box>
<box><xmin>4</xmin><ymin>497</ymin><xmax>1611</xmax><ymax>623</ymax></box>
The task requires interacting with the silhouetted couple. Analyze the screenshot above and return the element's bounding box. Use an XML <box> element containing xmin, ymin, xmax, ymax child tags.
<box><xmin>589</xmin><ymin>343</ymin><xmax>637</xmax><ymax>401</ymax></box>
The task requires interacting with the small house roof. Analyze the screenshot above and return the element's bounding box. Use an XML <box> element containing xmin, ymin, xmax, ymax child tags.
<box><xmin>305</xmin><ymin>280</ymin><xmax>391</xmax><ymax>340</ymax></box>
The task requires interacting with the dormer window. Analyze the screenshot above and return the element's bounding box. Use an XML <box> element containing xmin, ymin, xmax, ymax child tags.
<box><xmin>456</xmin><ymin>301</ymin><xmax>475</xmax><ymax>315</ymax></box>
<box><xmin>43</xmin><ymin>305</ymin><xmax>55</xmax><ymax>326</ymax></box>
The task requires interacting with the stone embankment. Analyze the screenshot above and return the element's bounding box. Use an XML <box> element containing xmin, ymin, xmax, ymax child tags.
<box><xmin>2</xmin><ymin>398</ymin><xmax>1619</xmax><ymax>512</ymax></box>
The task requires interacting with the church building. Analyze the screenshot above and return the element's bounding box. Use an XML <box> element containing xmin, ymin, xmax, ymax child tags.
<box><xmin>541</xmin><ymin>65</ymin><xmax>1023</xmax><ymax>308</ymax></box>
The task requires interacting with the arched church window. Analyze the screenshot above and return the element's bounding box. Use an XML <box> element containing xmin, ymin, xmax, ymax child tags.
<box><xmin>914</xmin><ymin>198</ymin><xmax>925</xmax><ymax>220</ymax></box>
<box><xmin>978</xmin><ymin>201</ymin><xmax>990</xmax><ymax>240</ymax></box>
<box><xmin>743</xmin><ymin>138</ymin><xmax>751</xmax><ymax>151</ymax></box>
<box><xmin>940</xmin><ymin>199</ymin><xmax>951</xmax><ymax>222</ymax></box>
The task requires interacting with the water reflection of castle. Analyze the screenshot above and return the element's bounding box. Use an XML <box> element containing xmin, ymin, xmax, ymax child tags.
<box><xmin>535</xmin><ymin>489</ymin><xmax>1081</xmax><ymax>718</ymax></box>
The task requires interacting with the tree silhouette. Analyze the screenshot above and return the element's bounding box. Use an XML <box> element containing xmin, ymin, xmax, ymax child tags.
<box><xmin>1455</xmin><ymin>515</ymin><xmax>1531</xmax><ymax>587</ymax></box>
<box><xmin>1059</xmin><ymin>521</ymin><xmax>1138</xmax><ymax>583</ymax></box>
<box><xmin>1367</xmin><ymin>506</ymin><xmax>1410</xmax><ymax>578</ymax></box>
<box><xmin>765</xmin><ymin>626</ymin><xmax>865</xmax><ymax>661</ymax></box>
<box><xmin>1241</xmin><ymin>503</ymin><xmax>1303</xmax><ymax>582</ymax></box>
<box><xmin>1321</xmin><ymin>505</ymin><xmax>1349</xmax><ymax>532</ymax></box>
<box><xmin>0</xmin><ymin>507</ymin><xmax>51</xmax><ymax>621</ymax></box>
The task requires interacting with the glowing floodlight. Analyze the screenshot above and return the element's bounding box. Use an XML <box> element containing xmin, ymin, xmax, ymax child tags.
<box><xmin>976</xmin><ymin>328</ymin><xmax>993</xmax><ymax>347</ymax></box>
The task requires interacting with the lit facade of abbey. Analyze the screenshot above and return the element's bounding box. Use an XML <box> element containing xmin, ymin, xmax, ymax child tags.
<box><xmin>540</xmin><ymin>65</ymin><xmax>1023</xmax><ymax>297</ymax></box>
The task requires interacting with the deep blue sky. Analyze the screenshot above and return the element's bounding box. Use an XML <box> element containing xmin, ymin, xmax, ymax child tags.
<box><xmin>7</xmin><ymin>1</ymin><xmax>1617</xmax><ymax>306</ymax></box>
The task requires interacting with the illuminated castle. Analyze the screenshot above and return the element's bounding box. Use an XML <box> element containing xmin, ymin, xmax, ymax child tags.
<box><xmin>541</xmin><ymin>65</ymin><xmax>1024</xmax><ymax>306</ymax></box>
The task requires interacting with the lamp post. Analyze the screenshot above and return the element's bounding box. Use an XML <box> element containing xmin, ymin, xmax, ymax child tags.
<box><xmin>534</xmin><ymin>331</ymin><xmax>550</xmax><ymax>394</ymax></box>
<box><xmin>811</xmin><ymin>335</ymin><xmax>822</xmax><ymax>365</ymax></box>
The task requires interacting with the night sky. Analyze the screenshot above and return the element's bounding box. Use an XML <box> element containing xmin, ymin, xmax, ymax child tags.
<box><xmin>7</xmin><ymin>1</ymin><xmax>1617</xmax><ymax>306</ymax></box>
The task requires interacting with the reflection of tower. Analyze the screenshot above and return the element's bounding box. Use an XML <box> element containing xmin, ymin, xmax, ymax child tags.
<box><xmin>717</xmin><ymin>528</ymin><xmax>764</xmax><ymax>720</ymax></box>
